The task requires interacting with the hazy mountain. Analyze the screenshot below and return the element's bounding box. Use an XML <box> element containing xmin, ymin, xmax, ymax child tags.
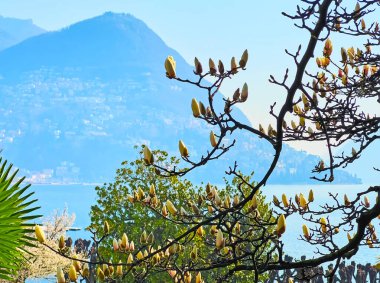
<box><xmin>0</xmin><ymin>16</ymin><xmax>45</xmax><ymax>51</ymax></box>
<box><xmin>0</xmin><ymin>13</ymin><xmax>360</xmax><ymax>184</ymax></box>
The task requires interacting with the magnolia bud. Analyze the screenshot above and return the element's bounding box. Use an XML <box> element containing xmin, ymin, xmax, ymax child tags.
<box><xmin>198</xmin><ymin>101</ymin><xmax>206</xmax><ymax>116</ymax></box>
<box><xmin>116</xmin><ymin>260</ymin><xmax>123</xmax><ymax>276</ymax></box>
<box><xmin>320</xmin><ymin>217</ymin><xmax>327</xmax><ymax>234</ymax></box>
<box><xmin>72</xmin><ymin>255</ymin><xmax>82</xmax><ymax>272</ymax></box>
<box><xmin>209</xmin><ymin>58</ymin><xmax>216</xmax><ymax>75</ymax></box>
<box><xmin>273</xmin><ymin>195</ymin><xmax>280</xmax><ymax>206</ymax></box>
<box><xmin>140</xmin><ymin>230</ymin><xmax>147</xmax><ymax>244</ymax></box>
<box><xmin>232</xmin><ymin>88</ymin><xmax>240</xmax><ymax>101</ymax></box>
<box><xmin>35</xmin><ymin>225</ymin><xmax>46</xmax><ymax>244</ymax></box>
<box><xmin>165</xmin><ymin>56</ymin><xmax>176</xmax><ymax>78</ymax></box>
<box><xmin>216</xmin><ymin>230</ymin><xmax>224</xmax><ymax>249</ymax></box>
<box><xmin>58</xmin><ymin>235</ymin><xmax>65</xmax><ymax>250</ymax></box>
<box><xmin>179</xmin><ymin>140</ymin><xmax>189</xmax><ymax>157</ymax></box>
<box><xmin>194</xmin><ymin>57</ymin><xmax>203</xmax><ymax>75</ymax></box>
<box><xmin>218</xmin><ymin>60</ymin><xmax>225</xmax><ymax>74</ymax></box>
<box><xmin>231</xmin><ymin>57</ymin><xmax>238</xmax><ymax>74</ymax></box>
<box><xmin>282</xmin><ymin>194</ymin><xmax>289</xmax><ymax>207</ymax></box>
<box><xmin>277</xmin><ymin>214</ymin><xmax>286</xmax><ymax>236</ymax></box>
<box><xmin>57</xmin><ymin>267</ymin><xmax>65</xmax><ymax>283</ymax></box>
<box><xmin>341</xmin><ymin>48</ymin><xmax>347</xmax><ymax>63</ymax></box>
<box><xmin>162</xmin><ymin>205</ymin><xmax>168</xmax><ymax>217</ymax></box>
<box><xmin>210</xmin><ymin>131</ymin><xmax>217</xmax><ymax>147</ymax></box>
<box><xmin>299</xmin><ymin>193</ymin><xmax>307</xmax><ymax>209</ymax></box>
<box><xmin>68</xmin><ymin>264</ymin><xmax>78</xmax><ymax>282</ymax></box>
<box><xmin>191</xmin><ymin>98</ymin><xmax>201</xmax><ymax>117</ymax></box>
<box><xmin>166</xmin><ymin>200</ymin><xmax>178</xmax><ymax>216</ymax></box>
<box><xmin>147</xmin><ymin>232</ymin><xmax>155</xmax><ymax>244</ymax></box>
<box><xmin>308</xmin><ymin>190</ymin><xmax>314</xmax><ymax>202</ymax></box>
<box><xmin>143</xmin><ymin>146</ymin><xmax>154</xmax><ymax>165</ymax></box>
<box><xmin>302</xmin><ymin>224</ymin><xmax>310</xmax><ymax>239</ymax></box>
<box><xmin>241</xmin><ymin>83</ymin><xmax>248</xmax><ymax>102</ymax></box>
<box><xmin>113</xmin><ymin>238</ymin><xmax>119</xmax><ymax>251</ymax></box>
<box><xmin>344</xmin><ymin>194</ymin><xmax>350</xmax><ymax>206</ymax></box>
<box><xmin>196</xmin><ymin>226</ymin><xmax>205</xmax><ymax>237</ymax></box>
<box><xmin>239</xmin><ymin>49</ymin><xmax>248</xmax><ymax>68</ymax></box>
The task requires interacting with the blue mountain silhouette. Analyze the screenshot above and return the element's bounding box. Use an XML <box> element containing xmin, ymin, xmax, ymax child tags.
<box><xmin>0</xmin><ymin>13</ymin><xmax>360</xmax><ymax>184</ymax></box>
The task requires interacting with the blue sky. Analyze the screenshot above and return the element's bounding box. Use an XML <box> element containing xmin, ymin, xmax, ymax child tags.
<box><xmin>0</xmin><ymin>0</ymin><xmax>378</xmax><ymax>180</ymax></box>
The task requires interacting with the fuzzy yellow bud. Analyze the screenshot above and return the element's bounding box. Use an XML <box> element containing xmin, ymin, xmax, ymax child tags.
<box><xmin>302</xmin><ymin>224</ymin><xmax>310</xmax><ymax>239</ymax></box>
<box><xmin>344</xmin><ymin>194</ymin><xmax>351</xmax><ymax>206</ymax></box>
<box><xmin>143</xmin><ymin>146</ymin><xmax>154</xmax><ymax>165</ymax></box>
<box><xmin>83</xmin><ymin>264</ymin><xmax>89</xmax><ymax>277</ymax></box>
<box><xmin>191</xmin><ymin>98</ymin><xmax>201</xmax><ymax>117</ymax></box>
<box><xmin>308</xmin><ymin>190</ymin><xmax>314</xmax><ymax>202</ymax></box>
<box><xmin>210</xmin><ymin>131</ymin><xmax>217</xmax><ymax>147</ymax></box>
<box><xmin>116</xmin><ymin>260</ymin><xmax>123</xmax><ymax>276</ymax></box>
<box><xmin>299</xmin><ymin>193</ymin><xmax>307</xmax><ymax>209</ymax></box>
<box><xmin>166</xmin><ymin>200</ymin><xmax>177</xmax><ymax>216</ymax></box>
<box><xmin>198</xmin><ymin>101</ymin><xmax>206</xmax><ymax>116</ymax></box>
<box><xmin>239</xmin><ymin>49</ymin><xmax>248</xmax><ymax>68</ymax></box>
<box><xmin>218</xmin><ymin>60</ymin><xmax>224</xmax><ymax>74</ymax></box>
<box><xmin>273</xmin><ymin>195</ymin><xmax>280</xmax><ymax>206</ymax></box>
<box><xmin>196</xmin><ymin>226</ymin><xmax>205</xmax><ymax>237</ymax></box>
<box><xmin>282</xmin><ymin>194</ymin><xmax>289</xmax><ymax>207</ymax></box>
<box><xmin>58</xmin><ymin>235</ymin><xmax>65</xmax><ymax>250</ymax></box>
<box><xmin>127</xmin><ymin>253</ymin><xmax>134</xmax><ymax>264</ymax></box>
<box><xmin>103</xmin><ymin>221</ymin><xmax>110</xmax><ymax>235</ymax></box>
<box><xmin>259</xmin><ymin>124</ymin><xmax>265</xmax><ymax>135</ymax></box>
<box><xmin>231</xmin><ymin>57</ymin><xmax>238</xmax><ymax>74</ymax></box>
<box><xmin>341</xmin><ymin>48</ymin><xmax>347</xmax><ymax>62</ymax></box>
<box><xmin>162</xmin><ymin>205</ymin><xmax>168</xmax><ymax>217</ymax></box>
<box><xmin>323</xmin><ymin>38</ymin><xmax>333</xmax><ymax>57</ymax></box>
<box><xmin>165</xmin><ymin>56</ymin><xmax>176</xmax><ymax>78</ymax></box>
<box><xmin>57</xmin><ymin>267</ymin><xmax>65</xmax><ymax>283</ymax></box>
<box><xmin>72</xmin><ymin>255</ymin><xmax>82</xmax><ymax>272</ymax></box>
<box><xmin>354</xmin><ymin>3</ymin><xmax>361</xmax><ymax>21</ymax></box>
<box><xmin>194</xmin><ymin>57</ymin><xmax>203</xmax><ymax>75</ymax></box>
<box><xmin>68</xmin><ymin>264</ymin><xmax>78</xmax><ymax>282</ymax></box>
<box><xmin>320</xmin><ymin>217</ymin><xmax>327</xmax><ymax>234</ymax></box>
<box><xmin>35</xmin><ymin>225</ymin><xmax>46</xmax><ymax>244</ymax></box>
<box><xmin>121</xmin><ymin>233</ymin><xmax>128</xmax><ymax>250</ymax></box>
<box><xmin>179</xmin><ymin>140</ymin><xmax>189</xmax><ymax>157</ymax></box>
<box><xmin>241</xmin><ymin>83</ymin><xmax>248</xmax><ymax>102</ymax></box>
<box><xmin>277</xmin><ymin>214</ymin><xmax>286</xmax><ymax>236</ymax></box>
<box><xmin>196</xmin><ymin>272</ymin><xmax>202</xmax><ymax>283</ymax></box>
<box><xmin>209</xmin><ymin>58</ymin><xmax>216</xmax><ymax>75</ymax></box>
<box><xmin>216</xmin><ymin>230</ymin><xmax>225</xmax><ymax>249</ymax></box>
<box><xmin>361</xmin><ymin>19</ymin><xmax>366</xmax><ymax>31</ymax></box>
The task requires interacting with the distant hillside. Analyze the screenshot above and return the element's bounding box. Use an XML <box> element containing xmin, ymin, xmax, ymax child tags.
<box><xmin>0</xmin><ymin>16</ymin><xmax>45</xmax><ymax>51</ymax></box>
<box><xmin>0</xmin><ymin>13</ymin><xmax>360</xmax><ymax>184</ymax></box>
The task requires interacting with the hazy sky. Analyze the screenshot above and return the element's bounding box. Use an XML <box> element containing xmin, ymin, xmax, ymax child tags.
<box><xmin>0</xmin><ymin>0</ymin><xmax>377</xmax><ymax>160</ymax></box>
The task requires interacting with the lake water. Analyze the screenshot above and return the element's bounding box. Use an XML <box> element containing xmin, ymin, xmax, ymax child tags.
<box><xmin>26</xmin><ymin>184</ymin><xmax>379</xmax><ymax>282</ymax></box>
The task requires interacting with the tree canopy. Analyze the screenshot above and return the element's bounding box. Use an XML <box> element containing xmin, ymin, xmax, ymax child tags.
<box><xmin>38</xmin><ymin>1</ymin><xmax>380</xmax><ymax>282</ymax></box>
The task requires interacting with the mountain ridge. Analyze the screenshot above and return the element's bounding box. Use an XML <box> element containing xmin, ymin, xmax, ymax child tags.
<box><xmin>0</xmin><ymin>12</ymin><xmax>360</xmax><ymax>184</ymax></box>
<box><xmin>0</xmin><ymin>15</ymin><xmax>45</xmax><ymax>51</ymax></box>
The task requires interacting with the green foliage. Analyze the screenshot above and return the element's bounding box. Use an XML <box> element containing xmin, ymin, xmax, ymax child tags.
<box><xmin>90</xmin><ymin>147</ymin><xmax>274</xmax><ymax>282</ymax></box>
<box><xmin>0</xmin><ymin>157</ymin><xmax>40</xmax><ymax>280</ymax></box>
<box><xmin>90</xmin><ymin>146</ymin><xmax>198</xmax><ymax>281</ymax></box>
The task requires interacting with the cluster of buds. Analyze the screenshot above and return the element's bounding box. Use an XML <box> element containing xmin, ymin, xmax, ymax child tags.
<box><xmin>183</xmin><ymin>49</ymin><xmax>249</xmax><ymax>79</ymax></box>
<box><xmin>231</xmin><ymin>83</ymin><xmax>249</xmax><ymax>103</ymax></box>
<box><xmin>113</xmin><ymin>233</ymin><xmax>135</xmax><ymax>253</ymax></box>
<box><xmin>273</xmin><ymin>190</ymin><xmax>314</xmax><ymax>211</ymax></box>
<box><xmin>128</xmin><ymin>184</ymin><xmax>160</xmax><ymax>208</ymax></box>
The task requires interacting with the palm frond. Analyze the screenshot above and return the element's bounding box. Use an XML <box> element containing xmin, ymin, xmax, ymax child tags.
<box><xmin>0</xmin><ymin>157</ymin><xmax>40</xmax><ymax>280</ymax></box>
